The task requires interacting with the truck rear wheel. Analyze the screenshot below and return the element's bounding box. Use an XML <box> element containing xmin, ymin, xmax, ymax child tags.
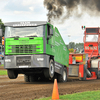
<box><xmin>82</xmin><ymin>70</ymin><xmax>87</xmax><ymax>81</ymax></box>
<box><xmin>97</xmin><ymin>71</ymin><xmax>100</xmax><ymax>79</ymax></box>
<box><xmin>44</xmin><ymin>59</ymin><xmax>54</xmax><ymax>79</ymax></box>
<box><xmin>24</xmin><ymin>75</ymin><xmax>30</xmax><ymax>82</ymax></box>
<box><xmin>58</xmin><ymin>67</ymin><xmax>67</xmax><ymax>82</ymax></box>
<box><xmin>7</xmin><ymin>69</ymin><xmax>18</xmax><ymax>79</ymax></box>
<box><xmin>29</xmin><ymin>75</ymin><xmax>38</xmax><ymax>82</ymax></box>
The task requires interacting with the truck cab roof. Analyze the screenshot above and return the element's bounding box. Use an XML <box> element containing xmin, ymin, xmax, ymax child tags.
<box><xmin>4</xmin><ymin>21</ymin><xmax>48</xmax><ymax>27</ymax></box>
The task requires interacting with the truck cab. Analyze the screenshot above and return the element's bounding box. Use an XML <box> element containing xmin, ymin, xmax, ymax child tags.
<box><xmin>84</xmin><ymin>27</ymin><xmax>100</xmax><ymax>57</ymax></box>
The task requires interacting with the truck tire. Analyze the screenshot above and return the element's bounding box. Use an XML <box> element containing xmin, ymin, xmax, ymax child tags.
<box><xmin>7</xmin><ymin>69</ymin><xmax>18</xmax><ymax>79</ymax></box>
<box><xmin>82</xmin><ymin>70</ymin><xmax>87</xmax><ymax>81</ymax></box>
<box><xmin>39</xmin><ymin>74</ymin><xmax>46</xmax><ymax>81</ymax></box>
<box><xmin>24</xmin><ymin>75</ymin><xmax>30</xmax><ymax>82</ymax></box>
<box><xmin>44</xmin><ymin>59</ymin><xmax>54</xmax><ymax>79</ymax></box>
<box><xmin>29</xmin><ymin>75</ymin><xmax>38</xmax><ymax>82</ymax></box>
<box><xmin>58</xmin><ymin>67</ymin><xmax>67</xmax><ymax>82</ymax></box>
<box><xmin>97</xmin><ymin>71</ymin><xmax>100</xmax><ymax>79</ymax></box>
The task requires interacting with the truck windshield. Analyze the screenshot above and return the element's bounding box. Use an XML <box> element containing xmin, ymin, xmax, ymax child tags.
<box><xmin>5</xmin><ymin>25</ymin><xmax>45</xmax><ymax>38</ymax></box>
<box><xmin>86</xmin><ymin>28</ymin><xmax>99</xmax><ymax>33</ymax></box>
<box><xmin>86</xmin><ymin>35</ymin><xmax>98</xmax><ymax>42</ymax></box>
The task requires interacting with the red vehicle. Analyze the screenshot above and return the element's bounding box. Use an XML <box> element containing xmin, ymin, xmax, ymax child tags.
<box><xmin>68</xmin><ymin>27</ymin><xmax>100</xmax><ymax>80</ymax></box>
<box><xmin>84</xmin><ymin>27</ymin><xmax>100</xmax><ymax>57</ymax></box>
<box><xmin>84</xmin><ymin>27</ymin><xmax>100</xmax><ymax>79</ymax></box>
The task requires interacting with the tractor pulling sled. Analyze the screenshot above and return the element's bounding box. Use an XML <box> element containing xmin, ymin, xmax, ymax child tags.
<box><xmin>68</xmin><ymin>27</ymin><xmax>100</xmax><ymax>80</ymax></box>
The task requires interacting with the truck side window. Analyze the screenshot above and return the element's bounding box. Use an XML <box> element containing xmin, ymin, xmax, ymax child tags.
<box><xmin>47</xmin><ymin>24</ymin><xmax>53</xmax><ymax>36</ymax></box>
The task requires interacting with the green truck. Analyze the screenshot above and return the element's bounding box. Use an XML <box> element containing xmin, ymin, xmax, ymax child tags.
<box><xmin>0</xmin><ymin>21</ymin><xmax>69</xmax><ymax>82</ymax></box>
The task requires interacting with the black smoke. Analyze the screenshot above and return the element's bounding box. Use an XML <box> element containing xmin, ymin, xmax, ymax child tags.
<box><xmin>44</xmin><ymin>0</ymin><xmax>100</xmax><ymax>23</ymax></box>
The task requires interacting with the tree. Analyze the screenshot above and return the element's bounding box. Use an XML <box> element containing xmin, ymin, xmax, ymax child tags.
<box><xmin>0</xmin><ymin>19</ymin><xmax>5</xmax><ymax>43</ymax></box>
<box><xmin>0</xmin><ymin>19</ymin><xmax>5</xmax><ymax>36</ymax></box>
<box><xmin>66</xmin><ymin>42</ymin><xmax>84</xmax><ymax>53</ymax></box>
<box><xmin>66</xmin><ymin>44</ymin><xmax>68</xmax><ymax>49</ymax></box>
<box><xmin>76</xmin><ymin>43</ymin><xmax>84</xmax><ymax>52</ymax></box>
<box><xmin>69</xmin><ymin>48</ymin><xmax>74</xmax><ymax>53</ymax></box>
<box><xmin>68</xmin><ymin>42</ymin><xmax>75</xmax><ymax>49</ymax></box>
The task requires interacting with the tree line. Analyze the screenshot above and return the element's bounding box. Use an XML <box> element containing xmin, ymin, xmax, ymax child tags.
<box><xmin>66</xmin><ymin>42</ymin><xmax>84</xmax><ymax>53</ymax></box>
<box><xmin>0</xmin><ymin>19</ymin><xmax>5</xmax><ymax>43</ymax></box>
<box><xmin>0</xmin><ymin>19</ymin><xmax>5</xmax><ymax>36</ymax></box>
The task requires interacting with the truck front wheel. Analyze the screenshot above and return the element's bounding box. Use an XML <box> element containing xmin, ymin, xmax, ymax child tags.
<box><xmin>24</xmin><ymin>75</ymin><xmax>30</xmax><ymax>82</ymax></box>
<box><xmin>44</xmin><ymin>59</ymin><xmax>54</xmax><ymax>79</ymax></box>
<box><xmin>7</xmin><ymin>69</ymin><xmax>18</xmax><ymax>79</ymax></box>
<box><xmin>58</xmin><ymin>67</ymin><xmax>67</xmax><ymax>82</ymax></box>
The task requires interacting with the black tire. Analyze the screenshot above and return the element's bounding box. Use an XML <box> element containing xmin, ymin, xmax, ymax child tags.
<box><xmin>7</xmin><ymin>69</ymin><xmax>18</xmax><ymax>79</ymax></box>
<box><xmin>44</xmin><ymin>59</ymin><xmax>54</xmax><ymax>79</ymax></box>
<box><xmin>29</xmin><ymin>75</ymin><xmax>38</xmax><ymax>82</ymax></box>
<box><xmin>58</xmin><ymin>67</ymin><xmax>67</xmax><ymax>82</ymax></box>
<box><xmin>51</xmin><ymin>72</ymin><xmax>58</xmax><ymax>82</ymax></box>
<box><xmin>24</xmin><ymin>75</ymin><xmax>30</xmax><ymax>82</ymax></box>
<box><xmin>39</xmin><ymin>74</ymin><xmax>47</xmax><ymax>81</ymax></box>
<box><xmin>83</xmin><ymin>70</ymin><xmax>87</xmax><ymax>81</ymax></box>
<box><xmin>97</xmin><ymin>71</ymin><xmax>100</xmax><ymax>79</ymax></box>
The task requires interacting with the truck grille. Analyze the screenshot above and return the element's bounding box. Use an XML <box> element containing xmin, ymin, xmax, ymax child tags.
<box><xmin>9</xmin><ymin>44</ymin><xmax>40</xmax><ymax>53</ymax></box>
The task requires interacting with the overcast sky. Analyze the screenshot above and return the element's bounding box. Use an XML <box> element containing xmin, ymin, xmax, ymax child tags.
<box><xmin>0</xmin><ymin>0</ymin><xmax>100</xmax><ymax>44</ymax></box>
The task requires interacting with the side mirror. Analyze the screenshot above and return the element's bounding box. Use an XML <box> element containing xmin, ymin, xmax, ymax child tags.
<box><xmin>0</xmin><ymin>29</ymin><xmax>2</xmax><ymax>37</ymax></box>
<box><xmin>50</xmin><ymin>29</ymin><xmax>53</xmax><ymax>36</ymax></box>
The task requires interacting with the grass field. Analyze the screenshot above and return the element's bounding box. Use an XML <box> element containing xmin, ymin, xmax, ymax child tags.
<box><xmin>35</xmin><ymin>90</ymin><xmax>100</xmax><ymax>100</ymax></box>
<box><xmin>0</xmin><ymin>70</ymin><xmax>7</xmax><ymax>75</ymax></box>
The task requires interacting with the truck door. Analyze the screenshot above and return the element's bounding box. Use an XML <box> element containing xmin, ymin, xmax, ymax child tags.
<box><xmin>46</xmin><ymin>24</ymin><xmax>55</xmax><ymax>55</ymax></box>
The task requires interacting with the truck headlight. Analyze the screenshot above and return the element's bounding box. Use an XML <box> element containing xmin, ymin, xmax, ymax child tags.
<box><xmin>37</xmin><ymin>58</ymin><xmax>44</xmax><ymax>61</ymax></box>
<box><xmin>5</xmin><ymin>59</ymin><xmax>11</xmax><ymax>62</ymax></box>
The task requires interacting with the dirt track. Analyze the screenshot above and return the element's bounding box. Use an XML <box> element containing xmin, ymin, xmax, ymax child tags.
<box><xmin>0</xmin><ymin>66</ymin><xmax>5</xmax><ymax>70</ymax></box>
<box><xmin>0</xmin><ymin>74</ymin><xmax>100</xmax><ymax>100</ymax></box>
